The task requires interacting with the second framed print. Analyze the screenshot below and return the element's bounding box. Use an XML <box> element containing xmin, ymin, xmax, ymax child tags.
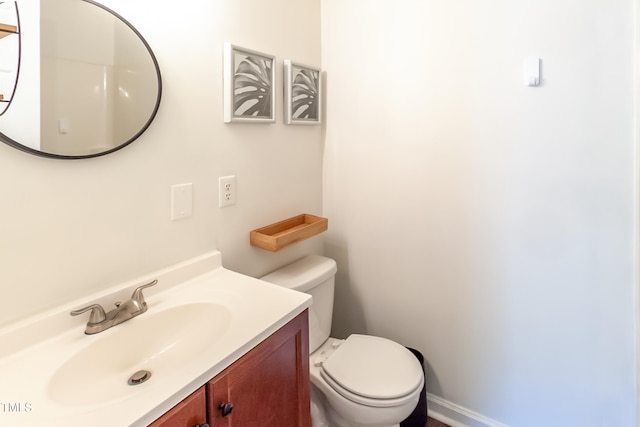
<box><xmin>224</xmin><ymin>43</ymin><xmax>276</xmax><ymax>123</ymax></box>
<box><xmin>284</xmin><ymin>60</ymin><xmax>321</xmax><ymax>125</ymax></box>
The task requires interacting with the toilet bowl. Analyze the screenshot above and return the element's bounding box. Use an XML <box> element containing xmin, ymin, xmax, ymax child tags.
<box><xmin>261</xmin><ymin>255</ymin><xmax>424</xmax><ymax>427</ymax></box>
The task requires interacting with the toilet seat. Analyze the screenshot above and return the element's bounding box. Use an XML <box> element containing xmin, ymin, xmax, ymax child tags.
<box><xmin>319</xmin><ymin>334</ymin><xmax>424</xmax><ymax>408</ymax></box>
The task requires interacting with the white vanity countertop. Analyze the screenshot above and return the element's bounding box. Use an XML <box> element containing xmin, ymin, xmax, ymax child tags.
<box><xmin>0</xmin><ymin>251</ymin><xmax>312</xmax><ymax>426</ymax></box>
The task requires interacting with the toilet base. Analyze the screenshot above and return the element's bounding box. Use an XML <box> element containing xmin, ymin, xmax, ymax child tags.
<box><xmin>311</xmin><ymin>384</ymin><xmax>401</xmax><ymax>427</ymax></box>
<box><xmin>310</xmin><ymin>386</ymin><xmax>331</xmax><ymax>427</ymax></box>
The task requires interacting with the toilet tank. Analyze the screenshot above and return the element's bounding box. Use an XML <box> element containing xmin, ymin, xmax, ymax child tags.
<box><xmin>261</xmin><ymin>255</ymin><xmax>337</xmax><ymax>353</ymax></box>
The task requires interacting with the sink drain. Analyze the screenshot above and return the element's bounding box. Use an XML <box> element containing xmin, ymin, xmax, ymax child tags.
<box><xmin>128</xmin><ymin>369</ymin><xmax>152</xmax><ymax>386</ymax></box>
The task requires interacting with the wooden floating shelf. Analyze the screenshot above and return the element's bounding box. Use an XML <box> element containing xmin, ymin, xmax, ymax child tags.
<box><xmin>250</xmin><ymin>214</ymin><xmax>328</xmax><ymax>252</ymax></box>
<box><xmin>0</xmin><ymin>23</ymin><xmax>17</xmax><ymax>39</ymax></box>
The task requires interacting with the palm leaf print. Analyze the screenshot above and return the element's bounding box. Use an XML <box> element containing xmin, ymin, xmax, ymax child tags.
<box><xmin>233</xmin><ymin>54</ymin><xmax>272</xmax><ymax>118</ymax></box>
<box><xmin>291</xmin><ymin>69</ymin><xmax>319</xmax><ymax>120</ymax></box>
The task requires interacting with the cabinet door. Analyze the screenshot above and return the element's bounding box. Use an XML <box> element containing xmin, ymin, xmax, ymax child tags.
<box><xmin>207</xmin><ymin>310</ymin><xmax>311</xmax><ymax>427</ymax></box>
<box><xmin>149</xmin><ymin>386</ymin><xmax>207</xmax><ymax>427</ymax></box>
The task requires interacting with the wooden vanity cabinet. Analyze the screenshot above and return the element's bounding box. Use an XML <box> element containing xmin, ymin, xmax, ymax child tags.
<box><xmin>149</xmin><ymin>310</ymin><xmax>310</xmax><ymax>427</ymax></box>
<box><xmin>149</xmin><ymin>386</ymin><xmax>207</xmax><ymax>427</ymax></box>
<box><xmin>207</xmin><ymin>309</ymin><xmax>311</xmax><ymax>427</ymax></box>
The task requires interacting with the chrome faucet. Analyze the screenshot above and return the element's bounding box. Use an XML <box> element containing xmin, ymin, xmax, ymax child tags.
<box><xmin>70</xmin><ymin>280</ymin><xmax>158</xmax><ymax>335</ymax></box>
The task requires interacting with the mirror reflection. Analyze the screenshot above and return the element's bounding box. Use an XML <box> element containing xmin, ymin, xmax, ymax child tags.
<box><xmin>0</xmin><ymin>1</ymin><xmax>20</xmax><ymax>116</ymax></box>
<box><xmin>0</xmin><ymin>0</ymin><xmax>161</xmax><ymax>159</ymax></box>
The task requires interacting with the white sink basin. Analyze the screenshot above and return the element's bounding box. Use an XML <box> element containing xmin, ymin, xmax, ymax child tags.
<box><xmin>0</xmin><ymin>251</ymin><xmax>311</xmax><ymax>427</ymax></box>
<box><xmin>48</xmin><ymin>302</ymin><xmax>232</xmax><ymax>406</ymax></box>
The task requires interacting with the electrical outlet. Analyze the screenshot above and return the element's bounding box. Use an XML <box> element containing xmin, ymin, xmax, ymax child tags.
<box><xmin>218</xmin><ymin>175</ymin><xmax>236</xmax><ymax>207</ymax></box>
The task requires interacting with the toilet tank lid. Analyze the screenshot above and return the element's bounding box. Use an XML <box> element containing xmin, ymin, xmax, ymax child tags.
<box><xmin>260</xmin><ymin>255</ymin><xmax>337</xmax><ymax>292</ymax></box>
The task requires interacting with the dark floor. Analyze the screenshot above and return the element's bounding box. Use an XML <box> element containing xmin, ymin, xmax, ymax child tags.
<box><xmin>426</xmin><ymin>416</ymin><xmax>451</xmax><ymax>427</ymax></box>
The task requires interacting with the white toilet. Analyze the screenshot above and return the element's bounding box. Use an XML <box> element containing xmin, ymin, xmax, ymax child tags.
<box><xmin>261</xmin><ymin>255</ymin><xmax>424</xmax><ymax>427</ymax></box>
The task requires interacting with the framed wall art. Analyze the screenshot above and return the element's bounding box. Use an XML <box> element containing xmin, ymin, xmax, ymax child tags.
<box><xmin>224</xmin><ymin>43</ymin><xmax>275</xmax><ymax>123</ymax></box>
<box><xmin>284</xmin><ymin>60</ymin><xmax>321</xmax><ymax>125</ymax></box>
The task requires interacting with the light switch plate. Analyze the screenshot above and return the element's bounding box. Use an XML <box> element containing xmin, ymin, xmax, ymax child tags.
<box><xmin>524</xmin><ymin>57</ymin><xmax>541</xmax><ymax>86</ymax></box>
<box><xmin>171</xmin><ymin>183</ymin><xmax>193</xmax><ymax>220</ymax></box>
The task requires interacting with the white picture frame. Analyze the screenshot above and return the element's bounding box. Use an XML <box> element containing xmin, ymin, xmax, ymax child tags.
<box><xmin>284</xmin><ymin>60</ymin><xmax>321</xmax><ymax>125</ymax></box>
<box><xmin>224</xmin><ymin>43</ymin><xmax>276</xmax><ymax>123</ymax></box>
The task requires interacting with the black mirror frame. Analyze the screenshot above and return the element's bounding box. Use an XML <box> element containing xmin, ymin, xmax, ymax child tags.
<box><xmin>0</xmin><ymin>0</ymin><xmax>162</xmax><ymax>160</ymax></box>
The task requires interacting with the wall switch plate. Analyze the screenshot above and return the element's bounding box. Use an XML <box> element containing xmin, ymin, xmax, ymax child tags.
<box><xmin>524</xmin><ymin>57</ymin><xmax>541</xmax><ymax>86</ymax></box>
<box><xmin>219</xmin><ymin>175</ymin><xmax>236</xmax><ymax>207</ymax></box>
<box><xmin>58</xmin><ymin>118</ymin><xmax>69</xmax><ymax>134</ymax></box>
<box><xmin>171</xmin><ymin>183</ymin><xmax>193</xmax><ymax>220</ymax></box>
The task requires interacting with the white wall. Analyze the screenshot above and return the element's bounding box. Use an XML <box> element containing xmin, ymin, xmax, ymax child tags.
<box><xmin>40</xmin><ymin>0</ymin><xmax>116</xmax><ymax>154</ymax></box>
<box><xmin>0</xmin><ymin>0</ymin><xmax>322</xmax><ymax>326</ymax></box>
<box><xmin>322</xmin><ymin>1</ymin><xmax>636</xmax><ymax>426</ymax></box>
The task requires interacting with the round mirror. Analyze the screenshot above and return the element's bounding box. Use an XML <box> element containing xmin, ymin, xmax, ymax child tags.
<box><xmin>0</xmin><ymin>0</ymin><xmax>162</xmax><ymax>159</ymax></box>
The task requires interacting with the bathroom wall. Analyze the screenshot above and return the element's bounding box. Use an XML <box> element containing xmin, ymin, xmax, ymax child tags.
<box><xmin>322</xmin><ymin>1</ymin><xmax>636</xmax><ymax>427</ymax></box>
<box><xmin>113</xmin><ymin>24</ymin><xmax>159</xmax><ymax>149</ymax></box>
<box><xmin>40</xmin><ymin>0</ymin><xmax>114</xmax><ymax>153</ymax></box>
<box><xmin>0</xmin><ymin>0</ymin><xmax>322</xmax><ymax>326</ymax></box>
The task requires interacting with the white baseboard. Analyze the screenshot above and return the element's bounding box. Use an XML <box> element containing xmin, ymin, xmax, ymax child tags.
<box><xmin>427</xmin><ymin>393</ymin><xmax>509</xmax><ymax>427</ymax></box>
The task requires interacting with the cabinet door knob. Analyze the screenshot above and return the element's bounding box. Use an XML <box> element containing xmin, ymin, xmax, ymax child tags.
<box><xmin>219</xmin><ymin>402</ymin><xmax>234</xmax><ymax>417</ymax></box>
<box><xmin>194</xmin><ymin>424</ymin><xmax>209</xmax><ymax>427</ymax></box>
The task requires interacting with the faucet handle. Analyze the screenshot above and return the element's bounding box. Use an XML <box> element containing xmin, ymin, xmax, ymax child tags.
<box><xmin>70</xmin><ymin>304</ymin><xmax>107</xmax><ymax>324</ymax></box>
<box><xmin>130</xmin><ymin>279</ymin><xmax>158</xmax><ymax>305</ymax></box>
